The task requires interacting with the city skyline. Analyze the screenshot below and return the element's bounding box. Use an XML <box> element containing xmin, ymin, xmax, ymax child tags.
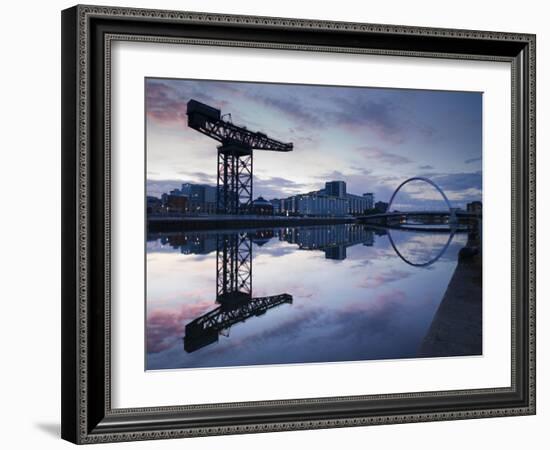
<box><xmin>146</xmin><ymin>78</ymin><xmax>482</xmax><ymax>209</ymax></box>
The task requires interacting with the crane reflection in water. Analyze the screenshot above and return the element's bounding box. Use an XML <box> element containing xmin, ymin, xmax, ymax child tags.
<box><xmin>146</xmin><ymin>222</ymin><xmax>481</xmax><ymax>370</ymax></box>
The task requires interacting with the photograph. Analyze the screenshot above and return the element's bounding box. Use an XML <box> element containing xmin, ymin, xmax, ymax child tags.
<box><xmin>56</xmin><ymin>2</ymin><xmax>537</xmax><ymax>445</ymax></box>
<box><xmin>145</xmin><ymin>78</ymin><xmax>484</xmax><ymax>370</ymax></box>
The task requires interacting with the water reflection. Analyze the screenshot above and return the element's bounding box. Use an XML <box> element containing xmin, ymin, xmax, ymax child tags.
<box><xmin>185</xmin><ymin>232</ymin><xmax>292</xmax><ymax>353</ymax></box>
<box><xmin>146</xmin><ymin>223</ymin><xmax>481</xmax><ymax>370</ymax></box>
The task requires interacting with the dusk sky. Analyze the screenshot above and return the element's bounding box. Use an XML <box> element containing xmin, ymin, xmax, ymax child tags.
<box><xmin>146</xmin><ymin>78</ymin><xmax>482</xmax><ymax>209</ymax></box>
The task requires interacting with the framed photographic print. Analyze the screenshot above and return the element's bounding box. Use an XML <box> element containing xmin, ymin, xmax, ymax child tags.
<box><xmin>61</xmin><ymin>5</ymin><xmax>536</xmax><ymax>444</ymax></box>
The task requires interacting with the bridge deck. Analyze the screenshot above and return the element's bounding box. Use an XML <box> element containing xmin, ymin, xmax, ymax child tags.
<box><xmin>359</xmin><ymin>210</ymin><xmax>480</xmax><ymax>221</ymax></box>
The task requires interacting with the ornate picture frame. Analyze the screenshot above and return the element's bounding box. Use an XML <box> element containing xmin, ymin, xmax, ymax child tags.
<box><xmin>61</xmin><ymin>5</ymin><xmax>536</xmax><ymax>444</ymax></box>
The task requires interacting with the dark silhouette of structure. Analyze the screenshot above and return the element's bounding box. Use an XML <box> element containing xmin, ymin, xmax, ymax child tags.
<box><xmin>184</xmin><ymin>232</ymin><xmax>292</xmax><ymax>353</ymax></box>
<box><xmin>184</xmin><ymin>293</ymin><xmax>292</xmax><ymax>353</ymax></box>
<box><xmin>186</xmin><ymin>100</ymin><xmax>293</xmax><ymax>215</ymax></box>
<box><xmin>216</xmin><ymin>233</ymin><xmax>252</xmax><ymax>304</ymax></box>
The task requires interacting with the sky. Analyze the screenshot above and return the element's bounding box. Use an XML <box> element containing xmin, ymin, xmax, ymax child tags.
<box><xmin>146</xmin><ymin>77</ymin><xmax>482</xmax><ymax>209</ymax></box>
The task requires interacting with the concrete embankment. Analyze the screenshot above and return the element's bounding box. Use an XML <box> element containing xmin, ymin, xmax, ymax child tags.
<box><xmin>418</xmin><ymin>249</ymin><xmax>482</xmax><ymax>357</ymax></box>
<box><xmin>147</xmin><ymin>215</ymin><xmax>357</xmax><ymax>231</ymax></box>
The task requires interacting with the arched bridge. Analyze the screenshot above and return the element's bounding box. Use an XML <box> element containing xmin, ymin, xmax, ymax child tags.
<box><xmin>359</xmin><ymin>177</ymin><xmax>480</xmax><ymax>228</ymax></box>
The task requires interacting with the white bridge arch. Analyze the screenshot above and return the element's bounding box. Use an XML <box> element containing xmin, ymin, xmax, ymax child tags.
<box><xmin>386</xmin><ymin>177</ymin><xmax>452</xmax><ymax>213</ymax></box>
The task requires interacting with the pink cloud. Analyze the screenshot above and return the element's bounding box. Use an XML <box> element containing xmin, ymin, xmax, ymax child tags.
<box><xmin>146</xmin><ymin>300</ymin><xmax>213</xmax><ymax>353</ymax></box>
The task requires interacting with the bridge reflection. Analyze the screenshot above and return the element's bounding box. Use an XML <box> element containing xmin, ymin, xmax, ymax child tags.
<box><xmin>149</xmin><ymin>221</ymin><xmax>476</xmax><ymax>268</ymax></box>
<box><xmin>148</xmin><ymin>222</ymin><xmax>481</xmax><ymax>354</ymax></box>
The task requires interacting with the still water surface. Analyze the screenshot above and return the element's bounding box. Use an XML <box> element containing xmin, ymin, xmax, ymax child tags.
<box><xmin>146</xmin><ymin>224</ymin><xmax>468</xmax><ymax>370</ymax></box>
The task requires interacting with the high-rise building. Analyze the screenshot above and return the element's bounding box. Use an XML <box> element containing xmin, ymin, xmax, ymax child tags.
<box><xmin>325</xmin><ymin>181</ymin><xmax>346</xmax><ymax>197</ymax></box>
<box><xmin>203</xmin><ymin>185</ymin><xmax>217</xmax><ymax>203</ymax></box>
<box><xmin>321</xmin><ymin>182</ymin><xmax>372</xmax><ymax>214</ymax></box>
<box><xmin>345</xmin><ymin>193</ymin><xmax>371</xmax><ymax>214</ymax></box>
<box><xmin>375</xmin><ymin>201</ymin><xmax>389</xmax><ymax>213</ymax></box>
<box><xmin>467</xmin><ymin>201</ymin><xmax>482</xmax><ymax>214</ymax></box>
<box><xmin>180</xmin><ymin>183</ymin><xmax>205</xmax><ymax>203</ymax></box>
<box><xmin>178</xmin><ymin>183</ymin><xmax>217</xmax><ymax>214</ymax></box>
<box><xmin>280</xmin><ymin>192</ymin><xmax>348</xmax><ymax>216</ymax></box>
<box><xmin>146</xmin><ymin>196</ymin><xmax>163</xmax><ymax>214</ymax></box>
<box><xmin>362</xmin><ymin>193</ymin><xmax>374</xmax><ymax>210</ymax></box>
<box><xmin>269</xmin><ymin>199</ymin><xmax>282</xmax><ymax>214</ymax></box>
<box><xmin>279</xmin><ymin>181</ymin><xmax>375</xmax><ymax>216</ymax></box>
<box><xmin>164</xmin><ymin>194</ymin><xmax>188</xmax><ymax>213</ymax></box>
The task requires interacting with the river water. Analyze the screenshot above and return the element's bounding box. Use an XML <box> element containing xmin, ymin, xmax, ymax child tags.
<box><xmin>146</xmin><ymin>223</ymin><xmax>474</xmax><ymax>370</ymax></box>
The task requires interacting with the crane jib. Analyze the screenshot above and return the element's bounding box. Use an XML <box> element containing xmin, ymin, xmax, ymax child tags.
<box><xmin>185</xmin><ymin>99</ymin><xmax>294</xmax><ymax>215</ymax></box>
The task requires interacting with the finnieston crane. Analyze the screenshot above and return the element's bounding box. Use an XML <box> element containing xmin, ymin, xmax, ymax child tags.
<box><xmin>186</xmin><ymin>99</ymin><xmax>294</xmax><ymax>215</ymax></box>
